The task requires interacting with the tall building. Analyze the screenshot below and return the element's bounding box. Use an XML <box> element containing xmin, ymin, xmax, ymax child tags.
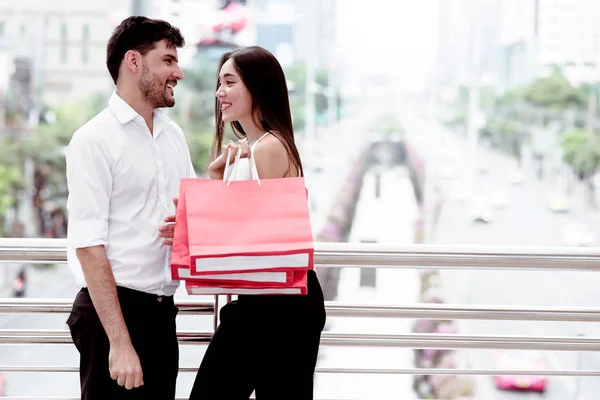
<box><xmin>498</xmin><ymin>0</ymin><xmax>538</xmax><ymax>92</ymax></box>
<box><xmin>251</xmin><ymin>0</ymin><xmax>295</xmax><ymax>66</ymax></box>
<box><xmin>0</xmin><ymin>0</ymin><xmax>130</xmax><ymax>107</ymax></box>
<box><xmin>294</xmin><ymin>0</ymin><xmax>336</xmax><ymax>68</ymax></box>
<box><xmin>247</xmin><ymin>0</ymin><xmax>336</xmax><ymax>69</ymax></box>
<box><xmin>434</xmin><ymin>0</ymin><xmax>501</xmax><ymax>87</ymax></box>
<box><xmin>536</xmin><ymin>0</ymin><xmax>600</xmax><ymax>84</ymax></box>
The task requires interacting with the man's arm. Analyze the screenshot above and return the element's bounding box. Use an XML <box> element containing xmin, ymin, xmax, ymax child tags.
<box><xmin>66</xmin><ymin>132</ymin><xmax>142</xmax><ymax>390</ymax></box>
<box><xmin>76</xmin><ymin>246</ymin><xmax>131</xmax><ymax>347</ymax></box>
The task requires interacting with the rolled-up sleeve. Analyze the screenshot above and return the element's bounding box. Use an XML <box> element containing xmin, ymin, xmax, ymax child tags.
<box><xmin>187</xmin><ymin>156</ymin><xmax>197</xmax><ymax>178</ymax></box>
<box><xmin>66</xmin><ymin>131</ymin><xmax>112</xmax><ymax>249</ymax></box>
<box><xmin>171</xmin><ymin>121</ymin><xmax>197</xmax><ymax>178</ymax></box>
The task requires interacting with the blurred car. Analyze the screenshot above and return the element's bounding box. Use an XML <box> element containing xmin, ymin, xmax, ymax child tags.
<box><xmin>438</xmin><ymin>163</ymin><xmax>456</xmax><ymax>180</ymax></box>
<box><xmin>562</xmin><ymin>222</ymin><xmax>596</xmax><ymax>246</ymax></box>
<box><xmin>493</xmin><ymin>351</ymin><xmax>547</xmax><ymax>392</ymax></box>
<box><xmin>469</xmin><ymin>197</ymin><xmax>492</xmax><ymax>223</ymax></box>
<box><xmin>507</xmin><ymin>170</ymin><xmax>524</xmax><ymax>185</ymax></box>
<box><xmin>450</xmin><ymin>182</ymin><xmax>468</xmax><ymax>202</ymax></box>
<box><xmin>489</xmin><ymin>187</ymin><xmax>509</xmax><ymax>208</ymax></box>
<box><xmin>547</xmin><ymin>192</ymin><xmax>570</xmax><ymax>212</ymax></box>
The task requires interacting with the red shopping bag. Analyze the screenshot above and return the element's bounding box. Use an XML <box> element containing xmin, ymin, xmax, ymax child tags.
<box><xmin>185</xmin><ymin>269</ymin><xmax>308</xmax><ymax>295</ymax></box>
<box><xmin>170</xmin><ymin>178</ymin><xmax>310</xmax><ymax>287</ymax></box>
<box><xmin>172</xmin><ymin>265</ymin><xmax>293</xmax><ymax>285</ymax></box>
<box><xmin>179</xmin><ymin>176</ymin><xmax>314</xmax><ymax>275</ymax></box>
<box><xmin>170</xmin><ymin>146</ymin><xmax>314</xmax><ymax>294</ymax></box>
<box><xmin>171</xmin><ymin>179</ymin><xmax>191</xmax><ymax>271</ymax></box>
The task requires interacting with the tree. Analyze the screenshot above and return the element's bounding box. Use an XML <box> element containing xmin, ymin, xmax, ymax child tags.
<box><xmin>176</xmin><ymin>67</ymin><xmax>220</xmax><ymax>173</ymax></box>
<box><xmin>284</xmin><ymin>63</ymin><xmax>330</xmax><ymax>131</ymax></box>
<box><xmin>560</xmin><ymin>128</ymin><xmax>600</xmax><ymax>207</ymax></box>
<box><xmin>28</xmin><ymin>97</ymin><xmax>107</xmax><ymax>236</ymax></box>
<box><xmin>522</xmin><ymin>67</ymin><xmax>587</xmax><ymax>109</ymax></box>
<box><xmin>0</xmin><ymin>140</ymin><xmax>22</xmax><ymax>235</ymax></box>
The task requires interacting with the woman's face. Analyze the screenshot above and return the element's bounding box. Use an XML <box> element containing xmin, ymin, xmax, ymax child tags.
<box><xmin>215</xmin><ymin>58</ymin><xmax>253</xmax><ymax>123</ymax></box>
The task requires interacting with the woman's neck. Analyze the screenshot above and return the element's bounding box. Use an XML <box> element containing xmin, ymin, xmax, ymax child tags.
<box><xmin>238</xmin><ymin>116</ymin><xmax>266</xmax><ymax>145</ymax></box>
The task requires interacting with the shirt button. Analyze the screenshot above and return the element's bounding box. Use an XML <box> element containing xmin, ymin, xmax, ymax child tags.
<box><xmin>157</xmin><ymin>296</ymin><xmax>163</xmax><ymax>303</ymax></box>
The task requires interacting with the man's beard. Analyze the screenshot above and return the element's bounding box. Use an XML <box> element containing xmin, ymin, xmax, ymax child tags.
<box><xmin>139</xmin><ymin>62</ymin><xmax>175</xmax><ymax>109</ymax></box>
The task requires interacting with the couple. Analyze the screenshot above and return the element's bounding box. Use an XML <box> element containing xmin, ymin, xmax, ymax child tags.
<box><xmin>65</xmin><ymin>16</ymin><xmax>326</xmax><ymax>400</ymax></box>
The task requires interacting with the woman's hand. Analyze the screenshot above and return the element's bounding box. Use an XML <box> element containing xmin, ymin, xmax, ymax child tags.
<box><xmin>208</xmin><ymin>139</ymin><xmax>251</xmax><ymax>179</ymax></box>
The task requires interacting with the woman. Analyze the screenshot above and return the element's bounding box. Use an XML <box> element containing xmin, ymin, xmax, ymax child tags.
<box><xmin>189</xmin><ymin>46</ymin><xmax>326</xmax><ymax>399</ymax></box>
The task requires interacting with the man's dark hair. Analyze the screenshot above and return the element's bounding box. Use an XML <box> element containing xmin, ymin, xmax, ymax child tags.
<box><xmin>106</xmin><ymin>16</ymin><xmax>185</xmax><ymax>85</ymax></box>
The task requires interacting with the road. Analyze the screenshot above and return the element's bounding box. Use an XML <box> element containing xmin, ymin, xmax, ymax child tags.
<box><xmin>314</xmin><ymin>166</ymin><xmax>420</xmax><ymax>399</ymax></box>
<box><xmin>403</xmin><ymin>113</ymin><xmax>600</xmax><ymax>400</ymax></box>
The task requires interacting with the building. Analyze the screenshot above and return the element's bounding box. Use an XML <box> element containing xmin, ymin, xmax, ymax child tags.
<box><xmin>499</xmin><ymin>0</ymin><xmax>600</xmax><ymax>88</ymax></box>
<box><xmin>434</xmin><ymin>0</ymin><xmax>501</xmax><ymax>88</ymax></box>
<box><xmin>0</xmin><ymin>0</ymin><xmax>130</xmax><ymax>107</ymax></box>
<box><xmin>536</xmin><ymin>0</ymin><xmax>600</xmax><ymax>84</ymax></box>
<box><xmin>498</xmin><ymin>0</ymin><xmax>539</xmax><ymax>92</ymax></box>
<box><xmin>140</xmin><ymin>0</ymin><xmax>245</xmax><ymax>68</ymax></box>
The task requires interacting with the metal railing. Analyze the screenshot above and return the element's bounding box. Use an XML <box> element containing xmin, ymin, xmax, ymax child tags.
<box><xmin>1</xmin><ymin>238</ymin><xmax>600</xmax><ymax>397</ymax></box>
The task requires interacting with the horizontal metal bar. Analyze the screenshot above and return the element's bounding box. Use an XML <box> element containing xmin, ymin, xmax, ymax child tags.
<box><xmin>0</xmin><ymin>398</ymin><xmax>195</xmax><ymax>400</ymax></box>
<box><xmin>0</xmin><ymin>397</ymin><xmax>346</xmax><ymax>400</ymax></box>
<box><xmin>0</xmin><ymin>298</ymin><xmax>215</xmax><ymax>315</ymax></box>
<box><xmin>314</xmin><ymin>242</ymin><xmax>600</xmax><ymax>271</ymax></box>
<box><xmin>2</xmin><ymin>330</ymin><xmax>600</xmax><ymax>351</ymax></box>
<box><xmin>4</xmin><ymin>298</ymin><xmax>600</xmax><ymax>323</ymax></box>
<box><xmin>317</xmin><ymin>367</ymin><xmax>600</xmax><ymax>377</ymax></box>
<box><xmin>0</xmin><ymin>366</ymin><xmax>598</xmax><ymax>377</ymax></box>
<box><xmin>0</xmin><ymin>330</ymin><xmax>212</xmax><ymax>345</ymax></box>
<box><xmin>326</xmin><ymin>302</ymin><xmax>600</xmax><ymax>322</ymax></box>
<box><xmin>3</xmin><ymin>238</ymin><xmax>600</xmax><ymax>270</ymax></box>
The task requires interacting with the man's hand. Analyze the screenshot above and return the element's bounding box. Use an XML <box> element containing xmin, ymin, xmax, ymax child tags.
<box><xmin>109</xmin><ymin>342</ymin><xmax>143</xmax><ymax>390</ymax></box>
<box><xmin>159</xmin><ymin>198</ymin><xmax>178</xmax><ymax>245</ymax></box>
<box><xmin>76</xmin><ymin>246</ymin><xmax>141</xmax><ymax>390</ymax></box>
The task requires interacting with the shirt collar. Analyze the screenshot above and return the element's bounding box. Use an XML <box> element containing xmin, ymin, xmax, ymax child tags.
<box><xmin>108</xmin><ymin>91</ymin><xmax>170</xmax><ymax>132</ymax></box>
<box><xmin>108</xmin><ymin>91</ymin><xmax>138</xmax><ymax>124</ymax></box>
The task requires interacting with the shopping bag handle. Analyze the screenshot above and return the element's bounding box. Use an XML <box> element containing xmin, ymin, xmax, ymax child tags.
<box><xmin>225</xmin><ymin>146</ymin><xmax>262</xmax><ymax>187</ymax></box>
<box><xmin>223</xmin><ymin>147</ymin><xmax>233</xmax><ymax>180</ymax></box>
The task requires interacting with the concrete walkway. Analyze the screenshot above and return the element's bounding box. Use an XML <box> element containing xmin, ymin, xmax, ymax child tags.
<box><xmin>314</xmin><ymin>166</ymin><xmax>421</xmax><ymax>399</ymax></box>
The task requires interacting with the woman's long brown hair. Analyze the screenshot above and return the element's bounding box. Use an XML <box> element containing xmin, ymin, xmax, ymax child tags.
<box><xmin>211</xmin><ymin>46</ymin><xmax>303</xmax><ymax>177</ymax></box>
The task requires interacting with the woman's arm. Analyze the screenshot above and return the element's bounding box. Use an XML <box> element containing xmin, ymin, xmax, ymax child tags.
<box><xmin>209</xmin><ymin>140</ymin><xmax>253</xmax><ymax>180</ymax></box>
<box><xmin>253</xmin><ymin>136</ymin><xmax>297</xmax><ymax>179</ymax></box>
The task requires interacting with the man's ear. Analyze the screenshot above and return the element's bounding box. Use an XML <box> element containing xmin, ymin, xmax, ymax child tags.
<box><xmin>124</xmin><ymin>50</ymin><xmax>141</xmax><ymax>75</ymax></box>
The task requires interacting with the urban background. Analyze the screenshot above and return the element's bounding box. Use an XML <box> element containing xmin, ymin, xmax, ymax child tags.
<box><xmin>1</xmin><ymin>0</ymin><xmax>600</xmax><ymax>398</ymax></box>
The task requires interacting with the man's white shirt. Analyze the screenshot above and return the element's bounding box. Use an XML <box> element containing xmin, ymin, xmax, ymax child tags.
<box><xmin>66</xmin><ymin>91</ymin><xmax>196</xmax><ymax>296</ymax></box>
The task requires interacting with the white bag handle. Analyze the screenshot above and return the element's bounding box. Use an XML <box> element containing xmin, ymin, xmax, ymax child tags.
<box><xmin>223</xmin><ymin>147</ymin><xmax>233</xmax><ymax>181</ymax></box>
<box><xmin>225</xmin><ymin>146</ymin><xmax>261</xmax><ymax>186</ymax></box>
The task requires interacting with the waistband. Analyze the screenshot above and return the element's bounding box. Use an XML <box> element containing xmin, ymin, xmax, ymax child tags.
<box><xmin>81</xmin><ymin>285</ymin><xmax>174</xmax><ymax>306</ymax></box>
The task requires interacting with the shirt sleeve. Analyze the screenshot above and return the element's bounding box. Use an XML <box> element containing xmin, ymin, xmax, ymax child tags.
<box><xmin>170</xmin><ymin>121</ymin><xmax>197</xmax><ymax>178</ymax></box>
<box><xmin>66</xmin><ymin>131</ymin><xmax>113</xmax><ymax>249</ymax></box>
<box><xmin>187</xmin><ymin>151</ymin><xmax>197</xmax><ymax>178</ymax></box>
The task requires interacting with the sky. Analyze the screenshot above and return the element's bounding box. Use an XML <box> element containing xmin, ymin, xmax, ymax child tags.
<box><xmin>335</xmin><ymin>0</ymin><xmax>440</xmax><ymax>92</ymax></box>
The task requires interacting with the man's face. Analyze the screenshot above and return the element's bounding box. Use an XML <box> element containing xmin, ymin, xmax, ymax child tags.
<box><xmin>138</xmin><ymin>40</ymin><xmax>184</xmax><ymax>109</ymax></box>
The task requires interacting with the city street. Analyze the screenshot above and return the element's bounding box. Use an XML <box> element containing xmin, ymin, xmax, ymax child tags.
<box><xmin>315</xmin><ymin>166</ymin><xmax>420</xmax><ymax>399</ymax></box>
<box><xmin>403</xmin><ymin>113</ymin><xmax>600</xmax><ymax>400</ymax></box>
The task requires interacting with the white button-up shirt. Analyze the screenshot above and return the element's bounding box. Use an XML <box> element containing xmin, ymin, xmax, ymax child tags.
<box><xmin>66</xmin><ymin>91</ymin><xmax>196</xmax><ymax>296</ymax></box>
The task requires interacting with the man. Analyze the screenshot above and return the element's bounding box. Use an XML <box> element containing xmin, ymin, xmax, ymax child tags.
<box><xmin>65</xmin><ymin>16</ymin><xmax>195</xmax><ymax>400</ymax></box>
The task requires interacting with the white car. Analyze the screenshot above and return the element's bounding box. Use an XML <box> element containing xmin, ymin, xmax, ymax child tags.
<box><xmin>563</xmin><ymin>222</ymin><xmax>595</xmax><ymax>246</ymax></box>
<box><xmin>450</xmin><ymin>182</ymin><xmax>469</xmax><ymax>202</ymax></box>
<box><xmin>489</xmin><ymin>187</ymin><xmax>509</xmax><ymax>208</ymax></box>
<box><xmin>548</xmin><ymin>192</ymin><xmax>570</xmax><ymax>212</ymax></box>
<box><xmin>438</xmin><ymin>163</ymin><xmax>456</xmax><ymax>180</ymax></box>
<box><xmin>507</xmin><ymin>170</ymin><xmax>524</xmax><ymax>185</ymax></box>
<box><xmin>469</xmin><ymin>197</ymin><xmax>492</xmax><ymax>223</ymax></box>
